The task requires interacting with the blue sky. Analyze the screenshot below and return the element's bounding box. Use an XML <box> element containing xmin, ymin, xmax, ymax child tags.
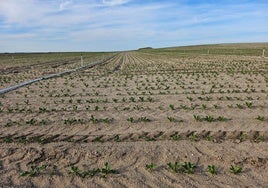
<box><xmin>0</xmin><ymin>0</ymin><xmax>267</xmax><ymax>52</ymax></box>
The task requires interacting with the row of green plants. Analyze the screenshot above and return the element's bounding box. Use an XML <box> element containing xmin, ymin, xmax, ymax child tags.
<box><xmin>146</xmin><ymin>162</ymin><xmax>242</xmax><ymax>175</ymax></box>
<box><xmin>3</xmin><ymin>114</ymin><xmax>265</xmax><ymax>128</ymax></box>
<box><xmin>3</xmin><ymin>131</ymin><xmax>265</xmax><ymax>144</ymax></box>
<box><xmin>64</xmin><ymin>115</ymin><xmax>113</xmax><ymax>125</ymax></box>
<box><xmin>0</xmin><ymin>101</ymin><xmax>262</xmax><ymax>114</ymax></box>
<box><xmin>19</xmin><ymin>161</ymin><xmax>243</xmax><ymax>178</ymax></box>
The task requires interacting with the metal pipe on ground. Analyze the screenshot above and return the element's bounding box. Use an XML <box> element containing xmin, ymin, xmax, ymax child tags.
<box><xmin>0</xmin><ymin>53</ymin><xmax>118</xmax><ymax>95</ymax></box>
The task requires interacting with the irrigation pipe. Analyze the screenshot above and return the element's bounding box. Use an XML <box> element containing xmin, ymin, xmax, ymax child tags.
<box><xmin>0</xmin><ymin>53</ymin><xmax>118</xmax><ymax>95</ymax></box>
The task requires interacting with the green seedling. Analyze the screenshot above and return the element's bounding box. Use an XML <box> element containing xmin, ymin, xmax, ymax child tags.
<box><xmin>127</xmin><ymin>117</ymin><xmax>134</xmax><ymax>123</ymax></box>
<box><xmin>100</xmin><ymin>162</ymin><xmax>118</xmax><ymax>178</ymax></box>
<box><xmin>169</xmin><ymin>104</ymin><xmax>175</xmax><ymax>110</ymax></box>
<box><xmin>3</xmin><ymin>137</ymin><xmax>13</xmax><ymax>143</ymax></box>
<box><xmin>205</xmin><ymin>134</ymin><xmax>213</xmax><ymax>141</ymax></box>
<box><xmin>226</xmin><ymin>96</ymin><xmax>232</xmax><ymax>100</ymax></box>
<box><xmin>24</xmin><ymin>100</ymin><xmax>30</xmax><ymax>105</ymax></box>
<box><xmin>129</xmin><ymin>97</ymin><xmax>136</xmax><ymax>102</ymax></box>
<box><xmin>94</xmin><ymin>106</ymin><xmax>99</xmax><ymax>111</ymax></box>
<box><xmin>239</xmin><ymin>133</ymin><xmax>247</xmax><ymax>142</ymax></box>
<box><xmin>31</xmin><ymin>137</ymin><xmax>46</xmax><ymax>144</ymax></box>
<box><xmin>69</xmin><ymin>166</ymin><xmax>82</xmax><ymax>177</ymax></box>
<box><xmin>167</xmin><ymin>116</ymin><xmax>176</xmax><ymax>122</ymax></box>
<box><xmin>167</xmin><ymin>162</ymin><xmax>183</xmax><ymax>173</ymax></box>
<box><xmin>255</xmin><ymin>135</ymin><xmax>265</xmax><ymax>142</ymax></box>
<box><xmin>171</xmin><ymin>134</ymin><xmax>181</xmax><ymax>141</ymax></box>
<box><xmin>69</xmin><ymin>166</ymin><xmax>91</xmax><ymax>178</ymax></box>
<box><xmin>182</xmin><ymin>162</ymin><xmax>196</xmax><ymax>174</ymax></box>
<box><xmin>26</xmin><ymin>118</ymin><xmax>37</xmax><ymax>125</ymax></box>
<box><xmin>189</xmin><ymin>133</ymin><xmax>198</xmax><ymax>141</ymax></box>
<box><xmin>20</xmin><ymin>164</ymin><xmax>47</xmax><ymax>177</ymax></box>
<box><xmin>18</xmin><ymin>137</ymin><xmax>28</xmax><ymax>143</ymax></box>
<box><xmin>208</xmin><ymin>165</ymin><xmax>217</xmax><ymax>175</ymax></box>
<box><xmin>256</xmin><ymin>116</ymin><xmax>264</xmax><ymax>121</ymax></box>
<box><xmin>245</xmin><ymin>101</ymin><xmax>253</xmax><ymax>108</ymax></box>
<box><xmin>72</xmin><ymin>105</ymin><xmax>78</xmax><ymax>111</ymax></box>
<box><xmin>230</xmin><ymin>165</ymin><xmax>242</xmax><ymax>174</ymax></box>
<box><xmin>88</xmin><ymin>168</ymin><xmax>101</xmax><ymax>177</ymax></box>
<box><xmin>217</xmin><ymin>116</ymin><xmax>226</xmax><ymax>121</ymax></box>
<box><xmin>205</xmin><ymin>115</ymin><xmax>215</xmax><ymax>122</ymax></box>
<box><xmin>139</xmin><ymin>97</ymin><xmax>145</xmax><ymax>102</ymax></box>
<box><xmin>138</xmin><ymin>117</ymin><xmax>151</xmax><ymax>122</ymax></box>
<box><xmin>167</xmin><ymin>162</ymin><xmax>196</xmax><ymax>174</ymax></box>
<box><xmin>64</xmin><ymin>118</ymin><xmax>77</xmax><ymax>125</ymax></box>
<box><xmin>187</xmin><ymin>96</ymin><xmax>193</xmax><ymax>101</ymax></box>
<box><xmin>205</xmin><ymin>96</ymin><xmax>212</xmax><ymax>101</ymax></box>
<box><xmin>145</xmin><ymin>163</ymin><xmax>156</xmax><ymax>171</ymax></box>
<box><xmin>193</xmin><ymin>115</ymin><xmax>201</xmax><ymax>121</ymax></box>
<box><xmin>67</xmin><ymin>138</ymin><xmax>75</xmax><ymax>142</ymax></box>
<box><xmin>92</xmin><ymin>136</ymin><xmax>103</xmax><ymax>143</ymax></box>
<box><xmin>202</xmin><ymin>104</ymin><xmax>207</xmax><ymax>109</ymax></box>
<box><xmin>236</xmin><ymin>104</ymin><xmax>243</xmax><ymax>109</ymax></box>
<box><xmin>90</xmin><ymin>115</ymin><xmax>98</xmax><ymax>123</ymax></box>
<box><xmin>139</xmin><ymin>135</ymin><xmax>155</xmax><ymax>141</ymax></box>
<box><xmin>102</xmin><ymin>118</ymin><xmax>111</xmax><ymax>124</ymax></box>
<box><xmin>112</xmin><ymin>98</ymin><xmax>118</xmax><ymax>103</ymax></box>
<box><xmin>114</xmin><ymin>135</ymin><xmax>121</xmax><ymax>142</ymax></box>
<box><xmin>147</xmin><ymin>96</ymin><xmax>153</xmax><ymax>102</ymax></box>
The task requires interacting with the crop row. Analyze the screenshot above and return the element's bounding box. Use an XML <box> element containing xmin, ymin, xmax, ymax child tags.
<box><xmin>19</xmin><ymin>161</ymin><xmax>245</xmax><ymax>179</ymax></box>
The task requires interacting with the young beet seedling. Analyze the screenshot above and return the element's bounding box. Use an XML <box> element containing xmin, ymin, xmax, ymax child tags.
<box><xmin>204</xmin><ymin>115</ymin><xmax>215</xmax><ymax>122</ymax></box>
<box><xmin>245</xmin><ymin>101</ymin><xmax>253</xmax><ymax>108</ymax></box>
<box><xmin>189</xmin><ymin>133</ymin><xmax>199</xmax><ymax>142</ymax></box>
<box><xmin>193</xmin><ymin>115</ymin><xmax>201</xmax><ymax>121</ymax></box>
<box><xmin>171</xmin><ymin>134</ymin><xmax>181</xmax><ymax>141</ymax></box>
<box><xmin>90</xmin><ymin>115</ymin><xmax>98</xmax><ymax>123</ymax></box>
<box><xmin>167</xmin><ymin>162</ymin><xmax>182</xmax><ymax>173</ymax></box>
<box><xmin>169</xmin><ymin>104</ymin><xmax>175</xmax><ymax>110</ymax></box>
<box><xmin>217</xmin><ymin>116</ymin><xmax>226</xmax><ymax>121</ymax></box>
<box><xmin>167</xmin><ymin>161</ymin><xmax>196</xmax><ymax>174</ymax></box>
<box><xmin>145</xmin><ymin>163</ymin><xmax>157</xmax><ymax>171</ymax></box>
<box><xmin>138</xmin><ymin>117</ymin><xmax>151</xmax><ymax>122</ymax></box>
<box><xmin>208</xmin><ymin>165</ymin><xmax>217</xmax><ymax>175</ymax></box>
<box><xmin>69</xmin><ymin>166</ymin><xmax>86</xmax><ymax>178</ymax></box>
<box><xmin>3</xmin><ymin>137</ymin><xmax>13</xmax><ymax>143</ymax></box>
<box><xmin>230</xmin><ymin>165</ymin><xmax>242</xmax><ymax>174</ymax></box>
<box><xmin>127</xmin><ymin>117</ymin><xmax>134</xmax><ymax>123</ymax></box>
<box><xmin>69</xmin><ymin>166</ymin><xmax>94</xmax><ymax>178</ymax></box>
<box><xmin>100</xmin><ymin>162</ymin><xmax>118</xmax><ymax>178</ymax></box>
<box><xmin>167</xmin><ymin>116</ymin><xmax>176</xmax><ymax>122</ymax></box>
<box><xmin>256</xmin><ymin>116</ymin><xmax>265</xmax><ymax>121</ymax></box>
<box><xmin>182</xmin><ymin>162</ymin><xmax>196</xmax><ymax>174</ymax></box>
<box><xmin>114</xmin><ymin>135</ymin><xmax>121</xmax><ymax>142</ymax></box>
<box><xmin>20</xmin><ymin>164</ymin><xmax>47</xmax><ymax>177</ymax></box>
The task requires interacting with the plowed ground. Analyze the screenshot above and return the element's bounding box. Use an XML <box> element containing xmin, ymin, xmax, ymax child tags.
<box><xmin>0</xmin><ymin>52</ymin><xmax>268</xmax><ymax>187</ymax></box>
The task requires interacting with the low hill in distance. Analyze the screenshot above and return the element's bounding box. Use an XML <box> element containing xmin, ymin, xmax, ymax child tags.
<box><xmin>138</xmin><ymin>42</ymin><xmax>268</xmax><ymax>56</ymax></box>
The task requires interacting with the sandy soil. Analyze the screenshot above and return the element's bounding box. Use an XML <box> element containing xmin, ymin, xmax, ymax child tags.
<box><xmin>1</xmin><ymin>141</ymin><xmax>268</xmax><ymax>188</ymax></box>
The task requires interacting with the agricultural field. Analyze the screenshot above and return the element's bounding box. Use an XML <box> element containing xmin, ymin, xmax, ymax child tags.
<box><xmin>0</xmin><ymin>52</ymin><xmax>115</xmax><ymax>88</ymax></box>
<box><xmin>0</xmin><ymin>43</ymin><xmax>268</xmax><ymax>187</ymax></box>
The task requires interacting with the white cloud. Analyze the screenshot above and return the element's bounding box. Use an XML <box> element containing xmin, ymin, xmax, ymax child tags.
<box><xmin>102</xmin><ymin>0</ymin><xmax>130</xmax><ymax>6</ymax></box>
<box><xmin>0</xmin><ymin>0</ymin><xmax>55</xmax><ymax>26</ymax></box>
<box><xmin>59</xmin><ymin>0</ymin><xmax>73</xmax><ymax>11</ymax></box>
<box><xmin>5</xmin><ymin>33</ymin><xmax>36</xmax><ymax>39</ymax></box>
